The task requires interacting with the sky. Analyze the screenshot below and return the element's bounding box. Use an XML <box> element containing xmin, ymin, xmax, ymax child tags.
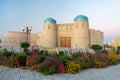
<box><xmin>0</xmin><ymin>0</ymin><xmax>120</xmax><ymax>43</ymax></box>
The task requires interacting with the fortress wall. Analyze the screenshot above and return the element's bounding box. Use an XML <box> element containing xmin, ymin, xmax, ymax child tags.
<box><xmin>90</xmin><ymin>29</ymin><xmax>103</xmax><ymax>46</ymax></box>
<box><xmin>0</xmin><ymin>31</ymin><xmax>26</xmax><ymax>46</ymax></box>
<box><xmin>0</xmin><ymin>31</ymin><xmax>39</xmax><ymax>47</ymax></box>
<box><xmin>29</xmin><ymin>33</ymin><xmax>39</xmax><ymax>46</ymax></box>
<box><xmin>35</xmin><ymin>32</ymin><xmax>43</xmax><ymax>46</ymax></box>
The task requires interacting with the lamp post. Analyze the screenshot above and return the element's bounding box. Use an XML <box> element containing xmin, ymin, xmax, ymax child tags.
<box><xmin>22</xmin><ymin>26</ymin><xmax>32</xmax><ymax>43</ymax></box>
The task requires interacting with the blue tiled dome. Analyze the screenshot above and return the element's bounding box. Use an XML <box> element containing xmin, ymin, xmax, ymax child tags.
<box><xmin>74</xmin><ymin>15</ymin><xmax>88</xmax><ymax>22</ymax></box>
<box><xmin>44</xmin><ymin>18</ymin><xmax>56</xmax><ymax>24</ymax></box>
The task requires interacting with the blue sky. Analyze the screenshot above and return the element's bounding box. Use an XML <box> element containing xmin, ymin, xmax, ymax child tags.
<box><xmin>0</xmin><ymin>0</ymin><xmax>120</xmax><ymax>43</ymax></box>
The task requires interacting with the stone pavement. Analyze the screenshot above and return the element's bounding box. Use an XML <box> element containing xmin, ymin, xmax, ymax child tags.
<box><xmin>0</xmin><ymin>65</ymin><xmax>120</xmax><ymax>80</ymax></box>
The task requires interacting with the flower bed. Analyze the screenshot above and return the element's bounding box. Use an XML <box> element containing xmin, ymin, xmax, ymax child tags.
<box><xmin>0</xmin><ymin>48</ymin><xmax>120</xmax><ymax>75</ymax></box>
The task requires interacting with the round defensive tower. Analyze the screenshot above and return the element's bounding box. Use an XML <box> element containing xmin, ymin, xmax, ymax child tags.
<box><xmin>73</xmin><ymin>15</ymin><xmax>90</xmax><ymax>48</ymax></box>
<box><xmin>42</xmin><ymin>18</ymin><xmax>57</xmax><ymax>48</ymax></box>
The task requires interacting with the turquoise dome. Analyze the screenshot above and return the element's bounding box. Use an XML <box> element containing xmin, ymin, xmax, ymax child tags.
<box><xmin>74</xmin><ymin>15</ymin><xmax>88</xmax><ymax>22</ymax></box>
<box><xmin>44</xmin><ymin>18</ymin><xmax>56</xmax><ymax>24</ymax></box>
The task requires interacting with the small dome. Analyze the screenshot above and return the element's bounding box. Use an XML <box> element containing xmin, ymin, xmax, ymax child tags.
<box><xmin>44</xmin><ymin>18</ymin><xmax>56</xmax><ymax>24</ymax></box>
<box><xmin>74</xmin><ymin>15</ymin><xmax>88</xmax><ymax>22</ymax></box>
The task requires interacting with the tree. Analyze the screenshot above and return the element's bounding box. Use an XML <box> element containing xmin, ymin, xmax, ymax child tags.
<box><xmin>20</xmin><ymin>42</ymin><xmax>30</xmax><ymax>54</ymax></box>
<box><xmin>91</xmin><ymin>44</ymin><xmax>102</xmax><ymax>51</ymax></box>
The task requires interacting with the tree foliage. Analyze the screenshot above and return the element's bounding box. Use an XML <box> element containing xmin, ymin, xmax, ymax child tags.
<box><xmin>20</xmin><ymin>42</ymin><xmax>30</xmax><ymax>49</ymax></box>
<box><xmin>20</xmin><ymin>42</ymin><xmax>30</xmax><ymax>54</ymax></box>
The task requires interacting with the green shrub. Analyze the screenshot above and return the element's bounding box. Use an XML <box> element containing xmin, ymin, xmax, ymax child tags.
<box><xmin>58</xmin><ymin>51</ymin><xmax>65</xmax><ymax>56</ymax></box>
<box><xmin>2</xmin><ymin>49</ymin><xmax>12</xmax><ymax>57</ymax></box>
<box><xmin>17</xmin><ymin>53</ymin><xmax>27</xmax><ymax>66</ymax></box>
<box><xmin>57</xmin><ymin>51</ymin><xmax>70</xmax><ymax>65</ymax></box>
<box><xmin>91</xmin><ymin>44</ymin><xmax>102</xmax><ymax>51</ymax></box>
<box><xmin>60</xmin><ymin>55</ymin><xmax>70</xmax><ymax>64</ymax></box>
<box><xmin>39</xmin><ymin>50</ymin><xmax>49</xmax><ymax>63</ymax></box>
<box><xmin>116</xmin><ymin>46</ymin><xmax>120</xmax><ymax>55</ymax></box>
<box><xmin>72</xmin><ymin>52</ymin><xmax>81</xmax><ymax>61</ymax></box>
<box><xmin>20</xmin><ymin>42</ymin><xmax>30</xmax><ymax>54</ymax></box>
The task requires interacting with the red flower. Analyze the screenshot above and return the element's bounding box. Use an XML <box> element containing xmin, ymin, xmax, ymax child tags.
<box><xmin>60</xmin><ymin>63</ymin><xmax>65</xmax><ymax>73</ymax></box>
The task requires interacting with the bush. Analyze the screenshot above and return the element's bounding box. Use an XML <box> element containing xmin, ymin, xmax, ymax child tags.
<box><xmin>116</xmin><ymin>54</ymin><xmax>120</xmax><ymax>63</ymax></box>
<box><xmin>58</xmin><ymin>51</ymin><xmax>65</xmax><ymax>56</ymax></box>
<box><xmin>108</xmin><ymin>49</ymin><xmax>120</xmax><ymax>65</ymax></box>
<box><xmin>79</xmin><ymin>53</ymin><xmax>91</xmax><ymax>69</ymax></box>
<box><xmin>26</xmin><ymin>52</ymin><xmax>40</xmax><ymax>67</ymax></box>
<box><xmin>0</xmin><ymin>52</ymin><xmax>5</xmax><ymax>64</ymax></box>
<box><xmin>92</xmin><ymin>60</ymin><xmax>108</xmax><ymax>68</ymax></box>
<box><xmin>108</xmin><ymin>49</ymin><xmax>117</xmax><ymax>62</ymax></box>
<box><xmin>91</xmin><ymin>44</ymin><xmax>102</xmax><ymax>51</ymax></box>
<box><xmin>39</xmin><ymin>57</ymin><xmax>62</xmax><ymax>75</ymax></box>
<box><xmin>65</xmin><ymin>60</ymin><xmax>81</xmax><ymax>74</ymax></box>
<box><xmin>20</xmin><ymin>42</ymin><xmax>30</xmax><ymax>54</ymax></box>
<box><xmin>116</xmin><ymin>46</ymin><xmax>120</xmax><ymax>55</ymax></box>
<box><xmin>90</xmin><ymin>52</ymin><xmax>109</xmax><ymax>68</ymax></box>
<box><xmin>39</xmin><ymin>50</ymin><xmax>49</xmax><ymax>63</ymax></box>
<box><xmin>57</xmin><ymin>51</ymin><xmax>71</xmax><ymax>65</ymax></box>
<box><xmin>2</xmin><ymin>49</ymin><xmax>12</xmax><ymax>57</ymax></box>
<box><xmin>71</xmin><ymin>52</ymin><xmax>91</xmax><ymax>70</ymax></box>
<box><xmin>5</xmin><ymin>55</ymin><xmax>16</xmax><ymax>67</ymax></box>
<box><xmin>17</xmin><ymin>53</ymin><xmax>27</xmax><ymax>66</ymax></box>
<box><xmin>72</xmin><ymin>52</ymin><xmax>82</xmax><ymax>61</ymax></box>
<box><xmin>59</xmin><ymin>54</ymin><xmax>70</xmax><ymax>65</ymax></box>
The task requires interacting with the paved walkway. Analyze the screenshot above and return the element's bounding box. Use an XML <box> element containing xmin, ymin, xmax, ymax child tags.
<box><xmin>0</xmin><ymin>65</ymin><xmax>120</xmax><ymax>80</ymax></box>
